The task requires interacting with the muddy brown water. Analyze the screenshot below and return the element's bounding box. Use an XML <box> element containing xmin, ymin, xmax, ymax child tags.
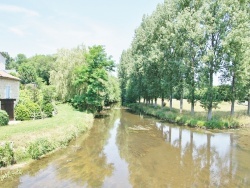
<box><xmin>1</xmin><ymin>109</ymin><xmax>250</xmax><ymax>188</ymax></box>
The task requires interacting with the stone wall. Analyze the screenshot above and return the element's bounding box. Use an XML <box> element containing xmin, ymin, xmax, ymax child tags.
<box><xmin>0</xmin><ymin>78</ymin><xmax>20</xmax><ymax>106</ymax></box>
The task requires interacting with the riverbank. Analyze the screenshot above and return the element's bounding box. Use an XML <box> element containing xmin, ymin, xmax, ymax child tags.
<box><xmin>0</xmin><ymin>104</ymin><xmax>93</xmax><ymax>170</ymax></box>
<box><xmin>128</xmin><ymin>103</ymin><xmax>249</xmax><ymax>129</ymax></box>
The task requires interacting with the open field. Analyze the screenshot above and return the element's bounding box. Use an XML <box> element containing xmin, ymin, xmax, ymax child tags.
<box><xmin>155</xmin><ymin>99</ymin><xmax>249</xmax><ymax>126</ymax></box>
<box><xmin>0</xmin><ymin>104</ymin><xmax>93</xmax><ymax>166</ymax></box>
<box><xmin>132</xmin><ymin>99</ymin><xmax>250</xmax><ymax>128</ymax></box>
<box><xmin>158</xmin><ymin>99</ymin><xmax>246</xmax><ymax>113</ymax></box>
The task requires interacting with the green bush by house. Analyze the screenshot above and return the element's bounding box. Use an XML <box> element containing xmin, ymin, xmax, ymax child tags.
<box><xmin>0</xmin><ymin>110</ymin><xmax>9</xmax><ymax>126</ymax></box>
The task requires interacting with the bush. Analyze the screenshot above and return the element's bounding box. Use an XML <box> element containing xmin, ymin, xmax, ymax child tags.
<box><xmin>0</xmin><ymin>142</ymin><xmax>15</xmax><ymax>167</ymax></box>
<box><xmin>0</xmin><ymin>110</ymin><xmax>9</xmax><ymax>126</ymax></box>
<box><xmin>205</xmin><ymin>120</ymin><xmax>224</xmax><ymax>129</ymax></box>
<box><xmin>15</xmin><ymin>104</ymin><xmax>31</xmax><ymax>121</ymax></box>
<box><xmin>26</xmin><ymin>101</ymin><xmax>41</xmax><ymax>119</ymax></box>
<box><xmin>43</xmin><ymin>103</ymin><xmax>54</xmax><ymax>117</ymax></box>
<box><xmin>28</xmin><ymin>138</ymin><xmax>55</xmax><ymax>159</ymax></box>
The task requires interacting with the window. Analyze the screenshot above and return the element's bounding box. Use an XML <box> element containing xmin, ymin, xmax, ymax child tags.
<box><xmin>5</xmin><ymin>86</ymin><xmax>10</xmax><ymax>98</ymax></box>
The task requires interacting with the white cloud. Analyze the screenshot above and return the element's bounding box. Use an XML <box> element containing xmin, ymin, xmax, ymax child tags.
<box><xmin>0</xmin><ymin>5</ymin><xmax>39</xmax><ymax>17</ymax></box>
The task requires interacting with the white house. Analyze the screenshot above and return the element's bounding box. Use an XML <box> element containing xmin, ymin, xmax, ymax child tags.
<box><xmin>0</xmin><ymin>53</ymin><xmax>20</xmax><ymax>120</ymax></box>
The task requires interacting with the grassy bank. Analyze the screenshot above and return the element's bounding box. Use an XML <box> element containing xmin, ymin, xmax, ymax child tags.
<box><xmin>128</xmin><ymin>103</ymin><xmax>249</xmax><ymax>129</ymax></box>
<box><xmin>0</xmin><ymin>104</ymin><xmax>93</xmax><ymax>168</ymax></box>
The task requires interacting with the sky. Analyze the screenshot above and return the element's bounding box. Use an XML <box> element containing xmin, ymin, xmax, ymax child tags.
<box><xmin>0</xmin><ymin>0</ymin><xmax>164</xmax><ymax>64</ymax></box>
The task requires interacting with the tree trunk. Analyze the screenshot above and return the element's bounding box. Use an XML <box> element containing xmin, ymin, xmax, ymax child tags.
<box><xmin>154</xmin><ymin>98</ymin><xmax>157</xmax><ymax>106</ymax></box>
<box><xmin>230</xmin><ymin>75</ymin><xmax>236</xmax><ymax>116</ymax></box>
<box><xmin>139</xmin><ymin>96</ymin><xmax>141</xmax><ymax>104</ymax></box>
<box><xmin>248</xmin><ymin>96</ymin><xmax>250</xmax><ymax>116</ymax></box>
<box><xmin>170</xmin><ymin>94</ymin><xmax>173</xmax><ymax>111</ymax></box>
<box><xmin>190</xmin><ymin>58</ymin><xmax>195</xmax><ymax>116</ymax></box>
<box><xmin>179</xmin><ymin>80</ymin><xmax>184</xmax><ymax>114</ymax></box>
<box><xmin>169</xmin><ymin>85</ymin><xmax>173</xmax><ymax>111</ymax></box>
<box><xmin>180</xmin><ymin>96</ymin><xmax>183</xmax><ymax>114</ymax></box>
<box><xmin>207</xmin><ymin>108</ymin><xmax>212</xmax><ymax>120</ymax></box>
<box><xmin>161</xmin><ymin>94</ymin><xmax>165</xmax><ymax>107</ymax></box>
<box><xmin>207</xmin><ymin>33</ymin><xmax>215</xmax><ymax>121</ymax></box>
<box><xmin>143</xmin><ymin>98</ymin><xmax>146</xmax><ymax>104</ymax></box>
<box><xmin>231</xmin><ymin>99</ymin><xmax>235</xmax><ymax>116</ymax></box>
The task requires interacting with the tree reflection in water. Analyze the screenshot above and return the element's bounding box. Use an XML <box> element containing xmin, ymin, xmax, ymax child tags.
<box><xmin>116</xmin><ymin>110</ymin><xmax>250</xmax><ymax>187</ymax></box>
<box><xmin>1</xmin><ymin>109</ymin><xmax>249</xmax><ymax>187</ymax></box>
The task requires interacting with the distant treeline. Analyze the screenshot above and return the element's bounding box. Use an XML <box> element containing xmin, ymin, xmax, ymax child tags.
<box><xmin>1</xmin><ymin>45</ymin><xmax>120</xmax><ymax>113</ymax></box>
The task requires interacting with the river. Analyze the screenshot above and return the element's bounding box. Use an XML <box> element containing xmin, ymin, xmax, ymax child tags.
<box><xmin>2</xmin><ymin>109</ymin><xmax>250</xmax><ymax>187</ymax></box>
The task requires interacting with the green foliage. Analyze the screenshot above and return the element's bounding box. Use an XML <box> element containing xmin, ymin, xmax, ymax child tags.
<box><xmin>42</xmin><ymin>86</ymin><xmax>56</xmax><ymax>105</ymax></box>
<box><xmin>28</xmin><ymin>55</ymin><xmax>56</xmax><ymax>85</ymax></box>
<box><xmin>119</xmin><ymin>0</ymin><xmax>250</xmax><ymax>119</ymax></box>
<box><xmin>18</xmin><ymin>63</ymin><xmax>37</xmax><ymax>84</ymax></box>
<box><xmin>198</xmin><ymin>87</ymin><xmax>221</xmax><ymax>110</ymax></box>
<box><xmin>28</xmin><ymin>138</ymin><xmax>55</xmax><ymax>159</ymax></box>
<box><xmin>26</xmin><ymin>102</ymin><xmax>41</xmax><ymax>119</ymax></box>
<box><xmin>104</xmin><ymin>76</ymin><xmax>120</xmax><ymax>105</ymax></box>
<box><xmin>128</xmin><ymin>103</ymin><xmax>240</xmax><ymax>129</ymax></box>
<box><xmin>50</xmin><ymin>46</ymin><xmax>87</xmax><ymax>102</ymax></box>
<box><xmin>217</xmin><ymin>85</ymin><xmax>231</xmax><ymax>102</ymax></box>
<box><xmin>0</xmin><ymin>143</ymin><xmax>15</xmax><ymax>167</ymax></box>
<box><xmin>15</xmin><ymin>104</ymin><xmax>31</xmax><ymax>121</ymax></box>
<box><xmin>42</xmin><ymin>103</ymin><xmax>54</xmax><ymax>117</ymax></box>
<box><xmin>0</xmin><ymin>52</ymin><xmax>15</xmax><ymax>69</ymax></box>
<box><xmin>72</xmin><ymin>45</ymin><xmax>116</xmax><ymax>113</ymax></box>
<box><xmin>0</xmin><ymin>110</ymin><xmax>9</xmax><ymax>126</ymax></box>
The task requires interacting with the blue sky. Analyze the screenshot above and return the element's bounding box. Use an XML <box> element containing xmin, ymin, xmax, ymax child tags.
<box><xmin>0</xmin><ymin>0</ymin><xmax>164</xmax><ymax>64</ymax></box>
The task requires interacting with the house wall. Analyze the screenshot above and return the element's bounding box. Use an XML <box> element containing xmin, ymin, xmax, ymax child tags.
<box><xmin>0</xmin><ymin>54</ymin><xmax>6</xmax><ymax>70</ymax></box>
<box><xmin>0</xmin><ymin>78</ymin><xmax>20</xmax><ymax>106</ymax></box>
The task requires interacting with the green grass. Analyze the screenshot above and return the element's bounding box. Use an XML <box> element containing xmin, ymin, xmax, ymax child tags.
<box><xmin>150</xmin><ymin>99</ymin><xmax>250</xmax><ymax>126</ymax></box>
<box><xmin>129</xmin><ymin>102</ymin><xmax>249</xmax><ymax>129</ymax></box>
<box><xmin>0</xmin><ymin>104</ymin><xmax>93</xmax><ymax>166</ymax></box>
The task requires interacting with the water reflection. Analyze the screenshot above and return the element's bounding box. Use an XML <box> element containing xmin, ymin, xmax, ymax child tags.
<box><xmin>116</xmin><ymin>110</ymin><xmax>250</xmax><ymax>187</ymax></box>
<box><xmin>1</xmin><ymin>109</ymin><xmax>250</xmax><ymax>188</ymax></box>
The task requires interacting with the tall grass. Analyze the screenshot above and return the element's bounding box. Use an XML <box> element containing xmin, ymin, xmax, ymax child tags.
<box><xmin>0</xmin><ymin>104</ymin><xmax>93</xmax><ymax>167</ymax></box>
<box><xmin>128</xmin><ymin>103</ymin><xmax>243</xmax><ymax>129</ymax></box>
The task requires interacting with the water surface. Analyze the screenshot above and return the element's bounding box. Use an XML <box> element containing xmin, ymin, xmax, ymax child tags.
<box><xmin>2</xmin><ymin>109</ymin><xmax>250</xmax><ymax>187</ymax></box>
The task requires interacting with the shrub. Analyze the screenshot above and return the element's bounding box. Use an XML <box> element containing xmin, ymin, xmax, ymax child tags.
<box><xmin>26</xmin><ymin>101</ymin><xmax>41</xmax><ymax>119</ymax></box>
<box><xmin>15</xmin><ymin>104</ymin><xmax>31</xmax><ymax>121</ymax></box>
<box><xmin>205</xmin><ymin>120</ymin><xmax>224</xmax><ymax>129</ymax></box>
<box><xmin>42</xmin><ymin>103</ymin><xmax>54</xmax><ymax>117</ymax></box>
<box><xmin>165</xmin><ymin>112</ymin><xmax>176</xmax><ymax>123</ymax></box>
<box><xmin>0</xmin><ymin>110</ymin><xmax>9</xmax><ymax>126</ymax></box>
<box><xmin>189</xmin><ymin>119</ymin><xmax>198</xmax><ymax>127</ymax></box>
<box><xmin>28</xmin><ymin>138</ymin><xmax>55</xmax><ymax>159</ymax></box>
<box><xmin>0</xmin><ymin>142</ymin><xmax>15</xmax><ymax>167</ymax></box>
<box><xmin>197</xmin><ymin>121</ymin><xmax>205</xmax><ymax>128</ymax></box>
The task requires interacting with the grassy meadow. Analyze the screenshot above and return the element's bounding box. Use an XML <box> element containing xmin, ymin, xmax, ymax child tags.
<box><xmin>0</xmin><ymin>104</ymin><xmax>93</xmax><ymax>167</ymax></box>
<box><xmin>160</xmin><ymin>99</ymin><xmax>249</xmax><ymax>126</ymax></box>
<box><xmin>131</xmin><ymin>99</ymin><xmax>250</xmax><ymax>129</ymax></box>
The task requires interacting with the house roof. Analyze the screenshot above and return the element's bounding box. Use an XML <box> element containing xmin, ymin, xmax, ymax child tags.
<box><xmin>0</xmin><ymin>70</ymin><xmax>20</xmax><ymax>81</ymax></box>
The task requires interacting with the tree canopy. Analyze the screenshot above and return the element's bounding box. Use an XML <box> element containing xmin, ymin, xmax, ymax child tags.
<box><xmin>118</xmin><ymin>0</ymin><xmax>250</xmax><ymax>119</ymax></box>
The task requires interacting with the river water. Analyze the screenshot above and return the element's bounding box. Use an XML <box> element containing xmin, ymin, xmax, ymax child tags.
<box><xmin>2</xmin><ymin>109</ymin><xmax>250</xmax><ymax>187</ymax></box>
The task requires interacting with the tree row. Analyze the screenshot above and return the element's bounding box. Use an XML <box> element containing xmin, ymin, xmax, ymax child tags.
<box><xmin>118</xmin><ymin>0</ymin><xmax>250</xmax><ymax>119</ymax></box>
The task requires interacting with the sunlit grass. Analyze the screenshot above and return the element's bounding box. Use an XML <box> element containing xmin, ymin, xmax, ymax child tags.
<box><xmin>133</xmin><ymin>99</ymin><xmax>249</xmax><ymax>128</ymax></box>
<box><xmin>0</xmin><ymin>104</ymin><xmax>93</xmax><ymax>163</ymax></box>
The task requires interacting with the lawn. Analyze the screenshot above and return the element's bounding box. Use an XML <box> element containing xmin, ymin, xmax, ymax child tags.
<box><xmin>0</xmin><ymin>103</ymin><xmax>93</xmax><ymax>165</ymax></box>
<box><xmin>159</xmin><ymin>99</ymin><xmax>249</xmax><ymax>125</ymax></box>
<box><xmin>132</xmin><ymin>99</ymin><xmax>250</xmax><ymax>128</ymax></box>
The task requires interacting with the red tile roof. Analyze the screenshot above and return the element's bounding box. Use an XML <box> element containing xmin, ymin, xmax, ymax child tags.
<box><xmin>0</xmin><ymin>70</ymin><xmax>20</xmax><ymax>81</ymax></box>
